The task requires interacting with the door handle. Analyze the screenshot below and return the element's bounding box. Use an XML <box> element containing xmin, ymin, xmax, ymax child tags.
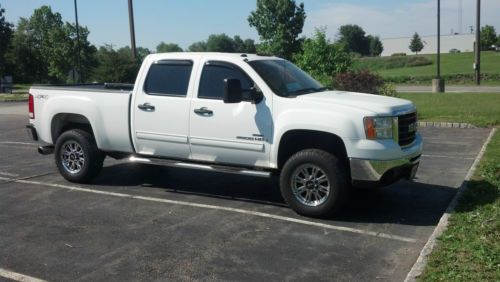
<box><xmin>138</xmin><ymin>103</ymin><xmax>155</xmax><ymax>111</ymax></box>
<box><xmin>194</xmin><ymin>107</ymin><xmax>213</xmax><ymax>115</ymax></box>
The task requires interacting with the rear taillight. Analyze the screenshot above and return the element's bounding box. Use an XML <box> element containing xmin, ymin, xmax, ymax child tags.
<box><xmin>28</xmin><ymin>94</ymin><xmax>34</xmax><ymax>119</ymax></box>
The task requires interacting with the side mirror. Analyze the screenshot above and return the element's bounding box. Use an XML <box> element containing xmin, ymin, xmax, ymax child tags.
<box><xmin>223</xmin><ymin>78</ymin><xmax>242</xmax><ymax>104</ymax></box>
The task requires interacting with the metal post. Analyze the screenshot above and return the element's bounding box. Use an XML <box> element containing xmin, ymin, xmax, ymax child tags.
<box><xmin>128</xmin><ymin>0</ymin><xmax>137</xmax><ymax>60</ymax></box>
<box><xmin>475</xmin><ymin>0</ymin><xmax>481</xmax><ymax>85</ymax></box>
<box><xmin>74</xmin><ymin>0</ymin><xmax>81</xmax><ymax>83</ymax></box>
<box><xmin>437</xmin><ymin>0</ymin><xmax>441</xmax><ymax>79</ymax></box>
<box><xmin>432</xmin><ymin>0</ymin><xmax>445</xmax><ymax>92</ymax></box>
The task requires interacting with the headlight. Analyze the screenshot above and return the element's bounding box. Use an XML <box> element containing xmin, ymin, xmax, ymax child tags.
<box><xmin>364</xmin><ymin>116</ymin><xmax>395</xmax><ymax>140</ymax></box>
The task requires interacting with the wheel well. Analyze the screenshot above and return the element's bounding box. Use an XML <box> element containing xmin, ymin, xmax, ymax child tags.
<box><xmin>277</xmin><ymin>130</ymin><xmax>349</xmax><ymax>173</ymax></box>
<box><xmin>51</xmin><ymin>113</ymin><xmax>94</xmax><ymax>143</ymax></box>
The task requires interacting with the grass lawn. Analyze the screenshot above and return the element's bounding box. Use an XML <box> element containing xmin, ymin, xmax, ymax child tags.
<box><xmin>419</xmin><ymin>130</ymin><xmax>500</xmax><ymax>281</ymax></box>
<box><xmin>377</xmin><ymin>51</ymin><xmax>500</xmax><ymax>77</ymax></box>
<box><xmin>355</xmin><ymin>51</ymin><xmax>500</xmax><ymax>85</ymax></box>
<box><xmin>400</xmin><ymin>91</ymin><xmax>499</xmax><ymax>281</ymax></box>
<box><xmin>0</xmin><ymin>93</ymin><xmax>29</xmax><ymax>102</ymax></box>
<box><xmin>399</xmin><ymin>92</ymin><xmax>500</xmax><ymax>127</ymax></box>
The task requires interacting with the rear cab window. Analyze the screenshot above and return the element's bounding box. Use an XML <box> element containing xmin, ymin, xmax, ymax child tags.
<box><xmin>144</xmin><ymin>60</ymin><xmax>193</xmax><ymax>96</ymax></box>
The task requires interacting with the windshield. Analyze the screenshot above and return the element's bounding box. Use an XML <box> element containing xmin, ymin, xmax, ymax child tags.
<box><xmin>248</xmin><ymin>59</ymin><xmax>327</xmax><ymax>97</ymax></box>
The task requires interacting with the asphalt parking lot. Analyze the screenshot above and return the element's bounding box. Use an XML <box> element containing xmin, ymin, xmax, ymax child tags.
<box><xmin>0</xmin><ymin>102</ymin><xmax>492</xmax><ymax>281</ymax></box>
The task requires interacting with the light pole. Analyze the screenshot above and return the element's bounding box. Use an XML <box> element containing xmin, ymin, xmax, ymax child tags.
<box><xmin>474</xmin><ymin>0</ymin><xmax>481</xmax><ymax>85</ymax></box>
<box><xmin>128</xmin><ymin>0</ymin><xmax>137</xmax><ymax>60</ymax></box>
<box><xmin>433</xmin><ymin>0</ymin><xmax>445</xmax><ymax>92</ymax></box>
<box><xmin>74</xmin><ymin>0</ymin><xmax>81</xmax><ymax>83</ymax></box>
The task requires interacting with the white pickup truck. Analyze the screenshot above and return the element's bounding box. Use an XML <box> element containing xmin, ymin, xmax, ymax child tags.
<box><xmin>27</xmin><ymin>52</ymin><xmax>422</xmax><ymax>217</ymax></box>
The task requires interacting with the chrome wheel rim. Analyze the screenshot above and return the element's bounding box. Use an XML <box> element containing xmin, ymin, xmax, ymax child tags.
<box><xmin>291</xmin><ymin>164</ymin><xmax>330</xmax><ymax>207</ymax></box>
<box><xmin>61</xmin><ymin>141</ymin><xmax>85</xmax><ymax>174</ymax></box>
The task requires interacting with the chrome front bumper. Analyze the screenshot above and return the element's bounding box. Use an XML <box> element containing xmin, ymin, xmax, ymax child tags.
<box><xmin>349</xmin><ymin>152</ymin><xmax>420</xmax><ymax>187</ymax></box>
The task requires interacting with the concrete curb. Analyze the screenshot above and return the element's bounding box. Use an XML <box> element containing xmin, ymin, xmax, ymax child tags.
<box><xmin>404</xmin><ymin>128</ymin><xmax>497</xmax><ymax>282</ymax></box>
<box><xmin>417</xmin><ymin>121</ymin><xmax>476</xmax><ymax>128</ymax></box>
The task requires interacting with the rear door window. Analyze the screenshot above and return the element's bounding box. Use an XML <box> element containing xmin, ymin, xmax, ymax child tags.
<box><xmin>144</xmin><ymin>60</ymin><xmax>193</xmax><ymax>96</ymax></box>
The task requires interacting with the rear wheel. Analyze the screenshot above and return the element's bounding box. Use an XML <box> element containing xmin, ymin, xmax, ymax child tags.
<box><xmin>55</xmin><ymin>129</ymin><xmax>104</xmax><ymax>183</ymax></box>
<box><xmin>280</xmin><ymin>149</ymin><xmax>349</xmax><ymax>217</ymax></box>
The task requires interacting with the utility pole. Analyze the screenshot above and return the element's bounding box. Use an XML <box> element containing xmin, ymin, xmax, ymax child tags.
<box><xmin>74</xmin><ymin>0</ymin><xmax>82</xmax><ymax>83</ymax></box>
<box><xmin>128</xmin><ymin>0</ymin><xmax>137</xmax><ymax>60</ymax></box>
<box><xmin>433</xmin><ymin>0</ymin><xmax>445</xmax><ymax>92</ymax></box>
<box><xmin>474</xmin><ymin>0</ymin><xmax>481</xmax><ymax>85</ymax></box>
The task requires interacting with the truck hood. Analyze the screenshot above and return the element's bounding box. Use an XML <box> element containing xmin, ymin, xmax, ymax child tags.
<box><xmin>295</xmin><ymin>90</ymin><xmax>415</xmax><ymax>116</ymax></box>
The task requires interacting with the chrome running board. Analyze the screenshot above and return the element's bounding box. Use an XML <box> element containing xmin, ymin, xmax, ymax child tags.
<box><xmin>128</xmin><ymin>156</ymin><xmax>272</xmax><ymax>178</ymax></box>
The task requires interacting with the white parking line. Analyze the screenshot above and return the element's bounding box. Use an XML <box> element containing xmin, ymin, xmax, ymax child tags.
<box><xmin>0</xmin><ymin>268</ymin><xmax>47</xmax><ymax>282</ymax></box>
<box><xmin>0</xmin><ymin>141</ymin><xmax>37</xmax><ymax>146</ymax></box>
<box><xmin>0</xmin><ymin>176</ymin><xmax>417</xmax><ymax>243</ymax></box>
<box><xmin>0</xmin><ymin>171</ymin><xmax>19</xmax><ymax>177</ymax></box>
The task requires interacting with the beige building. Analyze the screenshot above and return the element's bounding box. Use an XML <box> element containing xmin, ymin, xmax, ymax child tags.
<box><xmin>381</xmin><ymin>33</ymin><xmax>475</xmax><ymax>56</ymax></box>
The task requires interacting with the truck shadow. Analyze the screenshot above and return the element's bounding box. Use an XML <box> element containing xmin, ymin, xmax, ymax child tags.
<box><xmin>93</xmin><ymin>162</ymin><xmax>461</xmax><ymax>227</ymax></box>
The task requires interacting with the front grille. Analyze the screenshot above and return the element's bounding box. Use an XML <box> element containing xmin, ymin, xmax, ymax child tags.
<box><xmin>398</xmin><ymin>112</ymin><xmax>417</xmax><ymax>146</ymax></box>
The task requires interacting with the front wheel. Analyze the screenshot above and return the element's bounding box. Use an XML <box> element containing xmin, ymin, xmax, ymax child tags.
<box><xmin>280</xmin><ymin>149</ymin><xmax>349</xmax><ymax>217</ymax></box>
<box><xmin>55</xmin><ymin>129</ymin><xmax>104</xmax><ymax>183</ymax></box>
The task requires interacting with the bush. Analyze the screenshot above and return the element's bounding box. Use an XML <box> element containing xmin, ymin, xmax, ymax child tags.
<box><xmin>354</xmin><ymin>55</ymin><xmax>432</xmax><ymax>71</ymax></box>
<box><xmin>294</xmin><ymin>29</ymin><xmax>352</xmax><ymax>87</ymax></box>
<box><xmin>333</xmin><ymin>70</ymin><xmax>384</xmax><ymax>94</ymax></box>
<box><xmin>377</xmin><ymin>82</ymin><xmax>398</xmax><ymax>97</ymax></box>
<box><xmin>405</xmin><ymin>56</ymin><xmax>433</xmax><ymax>67</ymax></box>
<box><xmin>391</xmin><ymin>53</ymin><xmax>407</xmax><ymax>56</ymax></box>
<box><xmin>384</xmin><ymin>73</ymin><xmax>500</xmax><ymax>85</ymax></box>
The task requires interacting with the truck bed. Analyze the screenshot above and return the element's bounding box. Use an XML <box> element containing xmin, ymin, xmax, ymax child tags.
<box><xmin>29</xmin><ymin>84</ymin><xmax>135</xmax><ymax>153</ymax></box>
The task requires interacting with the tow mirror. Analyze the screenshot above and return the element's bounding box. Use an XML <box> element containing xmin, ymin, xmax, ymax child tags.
<box><xmin>223</xmin><ymin>78</ymin><xmax>242</xmax><ymax>104</ymax></box>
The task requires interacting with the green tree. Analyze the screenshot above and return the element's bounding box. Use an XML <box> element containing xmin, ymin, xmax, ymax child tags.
<box><xmin>0</xmin><ymin>4</ymin><xmax>13</xmax><ymax>77</ymax></box>
<box><xmin>409</xmin><ymin>32</ymin><xmax>424</xmax><ymax>55</ymax></box>
<box><xmin>64</xmin><ymin>22</ymin><xmax>98</xmax><ymax>82</ymax></box>
<box><xmin>92</xmin><ymin>45</ymin><xmax>138</xmax><ymax>83</ymax></box>
<box><xmin>338</xmin><ymin>24</ymin><xmax>369</xmax><ymax>56</ymax></box>
<box><xmin>294</xmin><ymin>29</ymin><xmax>352</xmax><ymax>86</ymax></box>
<box><xmin>136</xmin><ymin>47</ymin><xmax>151</xmax><ymax>62</ymax></box>
<box><xmin>156</xmin><ymin>42</ymin><xmax>183</xmax><ymax>53</ymax></box>
<box><xmin>6</xmin><ymin>6</ymin><xmax>96</xmax><ymax>83</ymax></box>
<box><xmin>187</xmin><ymin>35</ymin><xmax>256</xmax><ymax>53</ymax></box>
<box><xmin>205</xmin><ymin>33</ymin><xmax>235</xmax><ymax>52</ymax></box>
<box><xmin>367</xmin><ymin>35</ymin><xmax>383</xmax><ymax>57</ymax></box>
<box><xmin>233</xmin><ymin>36</ymin><xmax>257</xmax><ymax>53</ymax></box>
<box><xmin>480</xmin><ymin>25</ymin><xmax>497</xmax><ymax>50</ymax></box>
<box><xmin>4</xmin><ymin>18</ymin><xmax>41</xmax><ymax>82</ymax></box>
<box><xmin>248</xmin><ymin>0</ymin><xmax>306</xmax><ymax>59</ymax></box>
<box><xmin>188</xmin><ymin>41</ymin><xmax>207</xmax><ymax>52</ymax></box>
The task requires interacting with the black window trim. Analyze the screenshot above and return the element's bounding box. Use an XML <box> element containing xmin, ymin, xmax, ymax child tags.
<box><xmin>143</xmin><ymin>59</ymin><xmax>194</xmax><ymax>97</ymax></box>
<box><xmin>198</xmin><ymin>60</ymin><xmax>257</xmax><ymax>102</ymax></box>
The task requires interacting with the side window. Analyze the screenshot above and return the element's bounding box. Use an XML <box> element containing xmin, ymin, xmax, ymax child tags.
<box><xmin>198</xmin><ymin>62</ymin><xmax>253</xmax><ymax>100</ymax></box>
<box><xmin>144</xmin><ymin>60</ymin><xmax>193</xmax><ymax>96</ymax></box>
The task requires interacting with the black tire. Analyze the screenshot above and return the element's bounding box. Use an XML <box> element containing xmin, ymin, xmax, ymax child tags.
<box><xmin>54</xmin><ymin>129</ymin><xmax>105</xmax><ymax>183</ymax></box>
<box><xmin>280</xmin><ymin>149</ymin><xmax>349</xmax><ymax>217</ymax></box>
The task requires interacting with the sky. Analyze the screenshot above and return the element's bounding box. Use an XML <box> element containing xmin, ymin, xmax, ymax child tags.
<box><xmin>2</xmin><ymin>0</ymin><xmax>499</xmax><ymax>51</ymax></box>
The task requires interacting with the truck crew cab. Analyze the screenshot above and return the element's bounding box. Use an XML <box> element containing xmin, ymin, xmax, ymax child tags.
<box><xmin>27</xmin><ymin>53</ymin><xmax>422</xmax><ymax>217</ymax></box>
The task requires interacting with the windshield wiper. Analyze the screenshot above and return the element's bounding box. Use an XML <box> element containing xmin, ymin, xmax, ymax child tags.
<box><xmin>288</xmin><ymin>87</ymin><xmax>329</xmax><ymax>96</ymax></box>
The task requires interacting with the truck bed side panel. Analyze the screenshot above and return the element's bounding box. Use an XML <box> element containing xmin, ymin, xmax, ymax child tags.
<box><xmin>31</xmin><ymin>88</ymin><xmax>134</xmax><ymax>153</ymax></box>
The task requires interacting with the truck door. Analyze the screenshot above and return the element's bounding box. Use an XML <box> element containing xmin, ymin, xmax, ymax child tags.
<box><xmin>189</xmin><ymin>60</ymin><xmax>273</xmax><ymax>167</ymax></box>
<box><xmin>132</xmin><ymin>60</ymin><xmax>193</xmax><ymax>158</ymax></box>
